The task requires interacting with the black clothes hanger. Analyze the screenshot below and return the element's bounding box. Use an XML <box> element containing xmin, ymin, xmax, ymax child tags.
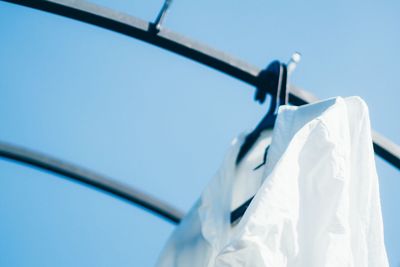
<box><xmin>230</xmin><ymin>53</ymin><xmax>300</xmax><ymax>225</ymax></box>
<box><xmin>235</xmin><ymin>61</ymin><xmax>287</xmax><ymax>166</ymax></box>
<box><xmin>254</xmin><ymin>64</ymin><xmax>288</xmax><ymax>170</ymax></box>
<box><xmin>231</xmin><ymin>62</ymin><xmax>289</xmax><ymax>225</ymax></box>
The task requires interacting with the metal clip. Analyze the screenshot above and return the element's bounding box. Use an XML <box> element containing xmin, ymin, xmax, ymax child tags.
<box><xmin>150</xmin><ymin>0</ymin><xmax>173</xmax><ymax>33</ymax></box>
<box><xmin>287</xmin><ymin>52</ymin><xmax>301</xmax><ymax>76</ymax></box>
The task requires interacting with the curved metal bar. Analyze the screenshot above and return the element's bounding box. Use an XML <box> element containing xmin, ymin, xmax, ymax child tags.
<box><xmin>1</xmin><ymin>0</ymin><xmax>399</xmax><ymax>168</ymax></box>
<box><xmin>2</xmin><ymin>0</ymin><xmax>260</xmax><ymax>90</ymax></box>
<box><xmin>0</xmin><ymin>141</ymin><xmax>184</xmax><ymax>224</ymax></box>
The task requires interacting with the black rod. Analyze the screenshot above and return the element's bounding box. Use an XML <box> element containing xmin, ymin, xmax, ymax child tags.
<box><xmin>0</xmin><ymin>142</ymin><xmax>184</xmax><ymax>224</ymax></box>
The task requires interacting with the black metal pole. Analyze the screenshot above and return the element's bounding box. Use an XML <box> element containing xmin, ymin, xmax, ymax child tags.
<box><xmin>0</xmin><ymin>142</ymin><xmax>184</xmax><ymax>224</ymax></box>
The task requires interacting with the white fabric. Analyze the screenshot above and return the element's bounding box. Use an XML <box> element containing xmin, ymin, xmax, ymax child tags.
<box><xmin>156</xmin><ymin>96</ymin><xmax>388</xmax><ymax>267</ymax></box>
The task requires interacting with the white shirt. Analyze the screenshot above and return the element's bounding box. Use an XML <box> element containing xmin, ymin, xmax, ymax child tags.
<box><xmin>156</xmin><ymin>96</ymin><xmax>388</xmax><ymax>267</ymax></box>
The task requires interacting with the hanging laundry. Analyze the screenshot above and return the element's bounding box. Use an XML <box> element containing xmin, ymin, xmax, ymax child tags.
<box><xmin>156</xmin><ymin>97</ymin><xmax>388</xmax><ymax>267</ymax></box>
<box><xmin>156</xmin><ymin>128</ymin><xmax>274</xmax><ymax>267</ymax></box>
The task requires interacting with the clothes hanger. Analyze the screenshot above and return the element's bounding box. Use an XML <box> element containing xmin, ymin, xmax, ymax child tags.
<box><xmin>230</xmin><ymin>63</ymin><xmax>287</xmax><ymax>225</ymax></box>
<box><xmin>235</xmin><ymin>60</ymin><xmax>285</xmax><ymax>166</ymax></box>
<box><xmin>231</xmin><ymin>53</ymin><xmax>300</xmax><ymax>225</ymax></box>
<box><xmin>252</xmin><ymin>63</ymin><xmax>288</xmax><ymax>171</ymax></box>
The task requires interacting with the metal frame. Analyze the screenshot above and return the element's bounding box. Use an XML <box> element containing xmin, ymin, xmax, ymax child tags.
<box><xmin>0</xmin><ymin>141</ymin><xmax>183</xmax><ymax>224</ymax></box>
<box><xmin>1</xmin><ymin>0</ymin><xmax>399</xmax><ymax>224</ymax></box>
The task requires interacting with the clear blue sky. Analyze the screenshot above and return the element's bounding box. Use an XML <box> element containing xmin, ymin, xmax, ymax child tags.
<box><xmin>0</xmin><ymin>0</ymin><xmax>399</xmax><ymax>266</ymax></box>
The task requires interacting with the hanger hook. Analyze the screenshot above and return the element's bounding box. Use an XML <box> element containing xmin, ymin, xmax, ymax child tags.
<box><xmin>254</xmin><ymin>60</ymin><xmax>281</xmax><ymax>105</ymax></box>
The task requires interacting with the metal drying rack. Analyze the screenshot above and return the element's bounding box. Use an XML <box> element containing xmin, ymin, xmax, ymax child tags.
<box><xmin>1</xmin><ymin>0</ymin><xmax>399</xmax><ymax>225</ymax></box>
